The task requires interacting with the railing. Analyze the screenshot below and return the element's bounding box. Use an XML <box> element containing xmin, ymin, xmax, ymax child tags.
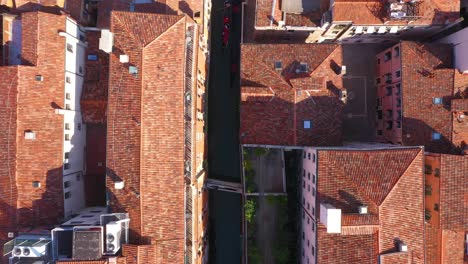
<box><xmin>184</xmin><ymin>24</ymin><xmax>196</xmax><ymax>264</ymax></box>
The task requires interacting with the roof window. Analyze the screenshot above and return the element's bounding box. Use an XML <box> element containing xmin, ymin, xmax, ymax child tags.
<box><xmin>129</xmin><ymin>66</ymin><xmax>138</xmax><ymax>76</ymax></box>
<box><xmin>304</xmin><ymin>120</ymin><xmax>312</xmax><ymax>129</ymax></box>
<box><xmin>297</xmin><ymin>63</ymin><xmax>308</xmax><ymax>73</ymax></box>
<box><xmin>433</xmin><ymin>97</ymin><xmax>442</xmax><ymax>105</ymax></box>
<box><xmin>432</xmin><ymin>132</ymin><xmax>441</xmax><ymax>140</ymax></box>
<box><xmin>274</xmin><ymin>61</ymin><xmax>282</xmax><ymax>71</ymax></box>
<box><xmin>35</xmin><ymin>75</ymin><xmax>43</xmax><ymax>81</ymax></box>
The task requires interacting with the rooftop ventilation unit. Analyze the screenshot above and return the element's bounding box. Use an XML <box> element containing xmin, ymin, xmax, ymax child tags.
<box><xmin>99</xmin><ymin>29</ymin><xmax>114</xmax><ymax>53</ymax></box>
<box><xmin>11</xmin><ymin>237</ymin><xmax>51</xmax><ymax>258</ymax></box>
<box><xmin>339</xmin><ymin>90</ymin><xmax>347</xmax><ymax>103</ymax></box>
<box><xmin>24</xmin><ymin>131</ymin><xmax>36</xmax><ymax>140</ymax></box>
<box><xmin>119</xmin><ymin>55</ymin><xmax>129</xmax><ymax>63</ymax></box>
<box><xmin>320</xmin><ymin>203</ymin><xmax>341</xmax><ymax>234</ymax></box>
<box><xmin>101</xmin><ymin>213</ymin><xmax>130</xmax><ymax>256</ymax></box>
<box><xmin>341</xmin><ymin>65</ymin><xmax>347</xmax><ymax>75</ymax></box>
<box><xmin>358</xmin><ymin>206</ymin><xmax>368</xmax><ymax>214</ymax></box>
<box><xmin>398</xmin><ymin>242</ymin><xmax>408</xmax><ymax>252</ymax></box>
<box><xmin>114</xmin><ymin>181</ymin><xmax>124</xmax><ymax>189</ymax></box>
<box><xmin>278</xmin><ymin>21</ymin><xmax>286</xmax><ymax>28</ymax></box>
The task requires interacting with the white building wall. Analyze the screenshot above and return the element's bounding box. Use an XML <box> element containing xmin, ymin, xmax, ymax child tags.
<box><xmin>438</xmin><ymin>27</ymin><xmax>468</xmax><ymax>73</ymax></box>
<box><xmin>62</xmin><ymin>18</ymin><xmax>87</xmax><ymax>218</ymax></box>
<box><xmin>300</xmin><ymin>147</ymin><xmax>317</xmax><ymax>264</ymax></box>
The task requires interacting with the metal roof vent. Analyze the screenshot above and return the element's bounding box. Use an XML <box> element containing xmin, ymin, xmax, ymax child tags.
<box><xmin>24</xmin><ymin>131</ymin><xmax>36</xmax><ymax>140</ymax></box>
<box><xmin>358</xmin><ymin>206</ymin><xmax>368</xmax><ymax>214</ymax></box>
<box><xmin>114</xmin><ymin>181</ymin><xmax>124</xmax><ymax>190</ymax></box>
<box><xmin>119</xmin><ymin>55</ymin><xmax>129</xmax><ymax>63</ymax></box>
<box><xmin>398</xmin><ymin>242</ymin><xmax>408</xmax><ymax>252</ymax></box>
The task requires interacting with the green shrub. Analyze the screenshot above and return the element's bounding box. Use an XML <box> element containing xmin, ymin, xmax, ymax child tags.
<box><xmin>245</xmin><ymin>199</ymin><xmax>256</xmax><ymax>223</ymax></box>
<box><xmin>254</xmin><ymin>147</ymin><xmax>269</xmax><ymax>156</ymax></box>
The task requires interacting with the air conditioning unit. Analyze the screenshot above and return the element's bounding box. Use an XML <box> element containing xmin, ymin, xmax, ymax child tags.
<box><xmin>358</xmin><ymin>206</ymin><xmax>368</xmax><ymax>214</ymax></box>
<box><xmin>105</xmin><ymin>221</ymin><xmax>122</xmax><ymax>255</ymax></box>
<box><xmin>398</xmin><ymin>242</ymin><xmax>408</xmax><ymax>252</ymax></box>
<box><xmin>12</xmin><ymin>244</ymin><xmax>48</xmax><ymax>258</ymax></box>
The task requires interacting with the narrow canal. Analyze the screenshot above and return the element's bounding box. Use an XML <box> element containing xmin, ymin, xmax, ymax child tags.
<box><xmin>207</xmin><ymin>0</ymin><xmax>243</xmax><ymax>261</ymax></box>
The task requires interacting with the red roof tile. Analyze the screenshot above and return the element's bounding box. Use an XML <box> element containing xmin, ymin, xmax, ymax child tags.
<box><xmin>400</xmin><ymin>42</ymin><xmax>456</xmax><ymax>153</ymax></box>
<box><xmin>107</xmin><ymin>11</ymin><xmax>188</xmax><ymax>263</ymax></box>
<box><xmin>441</xmin><ymin>229</ymin><xmax>466</xmax><ymax>264</ymax></box>
<box><xmin>332</xmin><ymin>0</ymin><xmax>460</xmax><ymax>25</ymax></box>
<box><xmin>240</xmin><ymin>44</ymin><xmax>343</xmax><ymax>146</ymax></box>
<box><xmin>439</xmin><ymin>154</ymin><xmax>468</xmax><ymax>230</ymax></box>
<box><xmin>0</xmin><ymin>12</ymin><xmax>67</xmax><ymax>229</ymax></box>
<box><xmin>379</xmin><ymin>252</ymin><xmax>410</xmax><ymax>264</ymax></box>
<box><xmin>81</xmin><ymin>31</ymin><xmax>109</xmax><ymax>124</ymax></box>
<box><xmin>317</xmin><ymin>225</ymin><xmax>378</xmax><ymax>264</ymax></box>
<box><xmin>341</xmin><ymin>214</ymin><xmax>379</xmax><ymax>226</ymax></box>
<box><xmin>451</xmin><ymin>99</ymin><xmax>468</xmax><ymax>112</ymax></box>
<box><xmin>317</xmin><ymin>147</ymin><xmax>425</xmax><ymax>264</ymax></box>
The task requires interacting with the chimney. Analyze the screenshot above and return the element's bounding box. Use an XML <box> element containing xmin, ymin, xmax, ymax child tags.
<box><xmin>320</xmin><ymin>203</ymin><xmax>341</xmax><ymax>233</ymax></box>
<box><xmin>358</xmin><ymin>206</ymin><xmax>368</xmax><ymax>214</ymax></box>
<box><xmin>398</xmin><ymin>242</ymin><xmax>408</xmax><ymax>252</ymax></box>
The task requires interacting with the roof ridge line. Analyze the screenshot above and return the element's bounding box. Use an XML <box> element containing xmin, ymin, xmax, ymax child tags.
<box><xmin>379</xmin><ymin>147</ymin><xmax>423</xmax><ymax>206</ymax></box>
<box><xmin>309</xmin><ymin>44</ymin><xmax>340</xmax><ymax>75</ymax></box>
<box><xmin>112</xmin><ymin>13</ymin><xmax>141</xmax><ymax>46</ymax></box>
<box><xmin>257</xmin><ymin>60</ymin><xmax>293</xmax><ymax>89</ymax></box>
<box><xmin>144</xmin><ymin>16</ymin><xmax>186</xmax><ymax>48</ymax></box>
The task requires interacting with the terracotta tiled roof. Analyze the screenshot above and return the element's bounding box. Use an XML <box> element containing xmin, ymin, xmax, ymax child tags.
<box><xmin>441</xmin><ymin>229</ymin><xmax>466</xmax><ymax>264</ymax></box>
<box><xmin>255</xmin><ymin>0</ymin><xmax>282</xmax><ymax>27</ymax></box>
<box><xmin>240</xmin><ymin>44</ymin><xmax>343</xmax><ymax>146</ymax></box>
<box><xmin>107</xmin><ymin>11</ymin><xmax>188</xmax><ymax>263</ymax></box>
<box><xmin>332</xmin><ymin>0</ymin><xmax>383</xmax><ymax>24</ymax></box>
<box><xmin>452</xmin><ymin>99</ymin><xmax>468</xmax><ymax>112</ymax></box>
<box><xmin>400</xmin><ymin>42</ymin><xmax>456</xmax><ymax>153</ymax></box>
<box><xmin>317</xmin><ymin>225</ymin><xmax>378</xmax><ymax>264</ymax></box>
<box><xmin>317</xmin><ymin>147</ymin><xmax>425</xmax><ymax>264</ymax></box>
<box><xmin>318</xmin><ymin>148</ymin><xmax>421</xmax><ymax>208</ymax></box>
<box><xmin>379</xmin><ymin>252</ymin><xmax>410</xmax><ymax>264</ymax></box>
<box><xmin>0</xmin><ymin>11</ymin><xmax>70</xmax><ymax>261</ymax></box>
<box><xmin>439</xmin><ymin>154</ymin><xmax>468</xmax><ymax>230</ymax></box>
<box><xmin>81</xmin><ymin>31</ymin><xmax>109</xmax><ymax>124</ymax></box>
<box><xmin>332</xmin><ymin>0</ymin><xmax>460</xmax><ymax>25</ymax></box>
<box><xmin>341</xmin><ymin>214</ymin><xmax>379</xmax><ymax>226</ymax></box>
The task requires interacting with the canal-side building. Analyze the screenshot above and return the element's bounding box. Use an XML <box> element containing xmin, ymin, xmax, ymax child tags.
<box><xmin>105</xmin><ymin>11</ymin><xmax>208</xmax><ymax>264</ymax></box>
<box><xmin>243</xmin><ymin>0</ymin><xmax>461</xmax><ymax>43</ymax></box>
<box><xmin>424</xmin><ymin>153</ymin><xmax>468</xmax><ymax>264</ymax></box>
<box><xmin>300</xmin><ymin>145</ymin><xmax>425</xmax><ymax>264</ymax></box>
